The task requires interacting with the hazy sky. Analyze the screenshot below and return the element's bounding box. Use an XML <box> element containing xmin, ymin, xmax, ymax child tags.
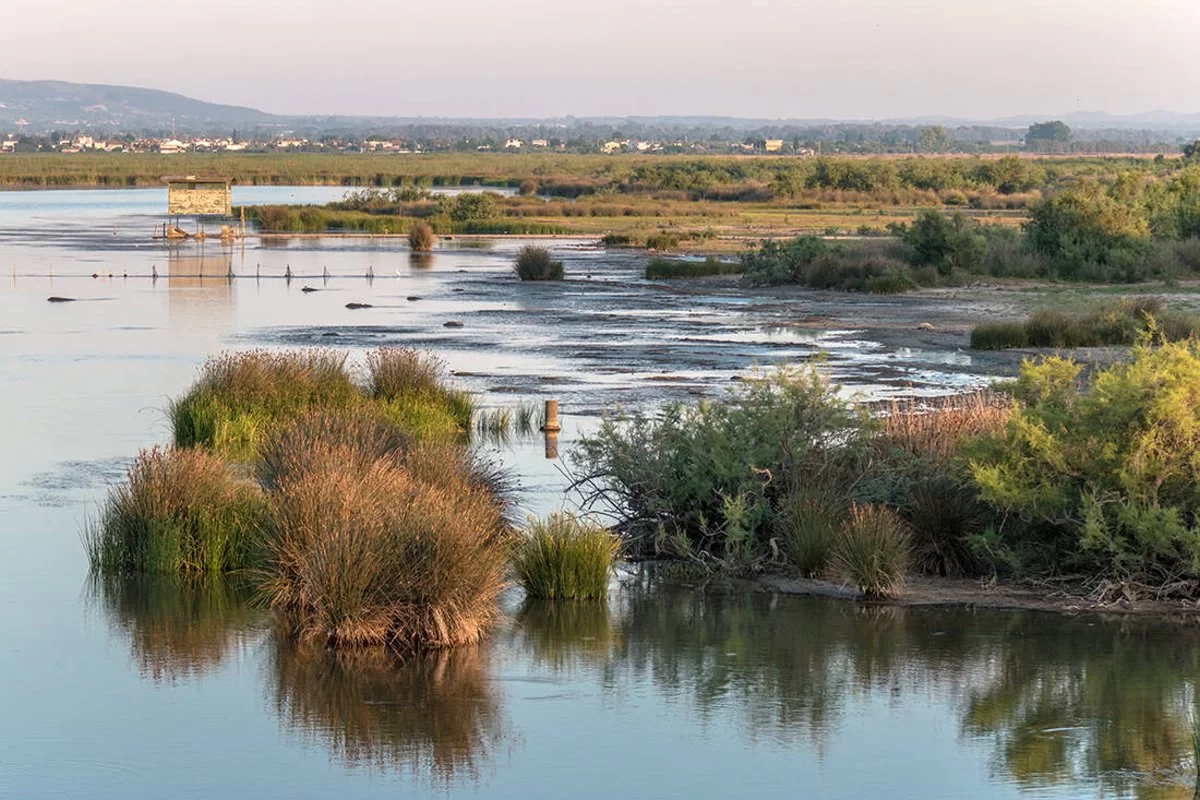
<box><xmin>2</xmin><ymin>0</ymin><xmax>1197</xmax><ymax>119</ymax></box>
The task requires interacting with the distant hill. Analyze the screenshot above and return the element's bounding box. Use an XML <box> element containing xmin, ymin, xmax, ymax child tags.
<box><xmin>0</xmin><ymin>79</ymin><xmax>278</xmax><ymax>134</ymax></box>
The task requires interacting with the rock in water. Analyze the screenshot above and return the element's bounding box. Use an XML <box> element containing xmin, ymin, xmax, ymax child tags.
<box><xmin>46</xmin><ymin>296</ymin><xmax>76</xmax><ymax>303</ymax></box>
<box><xmin>443</xmin><ymin>320</ymin><xmax>464</xmax><ymax>328</ymax></box>
<box><xmin>345</xmin><ymin>302</ymin><xmax>374</xmax><ymax>310</ymax></box>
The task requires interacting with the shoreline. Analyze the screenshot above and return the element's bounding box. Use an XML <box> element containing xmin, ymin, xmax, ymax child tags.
<box><xmin>757</xmin><ymin>573</ymin><xmax>1200</xmax><ymax>621</ymax></box>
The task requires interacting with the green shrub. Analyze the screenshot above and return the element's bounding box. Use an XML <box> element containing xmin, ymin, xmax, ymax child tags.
<box><xmin>512</xmin><ymin>513</ymin><xmax>619</xmax><ymax>600</ymax></box>
<box><xmin>969</xmin><ymin>342</ymin><xmax>1200</xmax><ymax>588</ymax></box>
<box><xmin>644</xmin><ymin>256</ymin><xmax>743</xmax><ymax>280</ymax></box>
<box><xmin>601</xmin><ymin>232</ymin><xmax>637</xmax><ymax>247</ymax></box>
<box><xmin>742</xmin><ymin>236</ymin><xmax>917</xmax><ymax>292</ymax></box>
<box><xmin>573</xmin><ymin>367</ymin><xmax>869</xmax><ymax>565</ymax></box>
<box><xmin>834</xmin><ymin>504</ymin><xmax>911</xmax><ymax>599</ymax></box>
<box><xmin>902</xmin><ymin>477</ymin><xmax>988</xmax><ymax>577</ymax></box>
<box><xmin>87</xmin><ymin>447</ymin><xmax>264</xmax><ymax>575</ymax></box>
<box><xmin>645</xmin><ymin>232</ymin><xmax>681</xmax><ymax>251</ymax></box>
<box><xmin>408</xmin><ymin>221</ymin><xmax>436</xmax><ymax>251</ymax></box>
<box><xmin>170</xmin><ymin>349</ymin><xmax>359</xmax><ymax>459</ymax></box>
<box><xmin>904</xmin><ymin>210</ymin><xmax>987</xmax><ymax>274</ymax></box>
<box><xmin>514</xmin><ymin>245</ymin><xmax>565</xmax><ymax>281</ymax></box>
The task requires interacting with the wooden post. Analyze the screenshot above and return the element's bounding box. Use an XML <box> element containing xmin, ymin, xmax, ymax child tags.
<box><xmin>542</xmin><ymin>399</ymin><xmax>561</xmax><ymax>432</ymax></box>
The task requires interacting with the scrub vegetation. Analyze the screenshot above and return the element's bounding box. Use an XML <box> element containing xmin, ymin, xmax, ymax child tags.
<box><xmin>970</xmin><ymin>296</ymin><xmax>1200</xmax><ymax>350</ymax></box>
<box><xmin>513</xmin><ymin>245</ymin><xmax>564</xmax><ymax>281</ymax></box>
<box><xmin>574</xmin><ymin>345</ymin><xmax>1200</xmax><ymax>600</ymax></box>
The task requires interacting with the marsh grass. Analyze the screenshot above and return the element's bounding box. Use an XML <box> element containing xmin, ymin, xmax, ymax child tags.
<box><xmin>259</xmin><ymin>416</ymin><xmax>510</xmax><ymax>651</ymax></box>
<box><xmin>644</xmin><ymin>256</ymin><xmax>743</xmax><ymax>280</ymax></box>
<box><xmin>365</xmin><ymin>347</ymin><xmax>473</xmax><ymax>440</ymax></box>
<box><xmin>514</xmin><ymin>245</ymin><xmax>564</xmax><ymax>281</ymax></box>
<box><xmin>834</xmin><ymin>504</ymin><xmax>911</xmax><ymax>599</ymax></box>
<box><xmin>512</xmin><ymin>513</ymin><xmax>619</xmax><ymax>600</ymax></box>
<box><xmin>971</xmin><ymin>297</ymin><xmax>1200</xmax><ymax>350</ymax></box>
<box><xmin>774</xmin><ymin>488</ymin><xmax>845</xmax><ymax>578</ymax></box>
<box><xmin>170</xmin><ymin>349</ymin><xmax>359</xmax><ymax>459</ymax></box>
<box><xmin>87</xmin><ymin>446</ymin><xmax>264</xmax><ymax>575</ymax></box>
<box><xmin>473</xmin><ymin>403</ymin><xmax>543</xmax><ymax>444</ymax></box>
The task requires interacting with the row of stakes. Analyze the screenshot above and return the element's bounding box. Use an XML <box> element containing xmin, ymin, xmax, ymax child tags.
<box><xmin>12</xmin><ymin>265</ymin><xmax>389</xmax><ymax>279</ymax></box>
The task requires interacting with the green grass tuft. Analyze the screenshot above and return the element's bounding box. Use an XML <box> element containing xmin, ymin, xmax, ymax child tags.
<box><xmin>512</xmin><ymin>513</ymin><xmax>619</xmax><ymax>600</ymax></box>
<box><xmin>87</xmin><ymin>446</ymin><xmax>265</xmax><ymax>575</ymax></box>
<box><xmin>645</xmin><ymin>256</ymin><xmax>743</xmax><ymax>280</ymax></box>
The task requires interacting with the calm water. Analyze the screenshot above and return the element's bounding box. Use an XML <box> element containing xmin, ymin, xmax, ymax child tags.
<box><xmin>1</xmin><ymin>188</ymin><xmax>1196</xmax><ymax>799</ymax></box>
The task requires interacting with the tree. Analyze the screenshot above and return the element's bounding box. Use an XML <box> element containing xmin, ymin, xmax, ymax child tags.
<box><xmin>1182</xmin><ymin>139</ymin><xmax>1200</xmax><ymax>160</ymax></box>
<box><xmin>918</xmin><ymin>125</ymin><xmax>951</xmax><ymax>153</ymax></box>
<box><xmin>1025</xmin><ymin>121</ymin><xmax>1073</xmax><ymax>152</ymax></box>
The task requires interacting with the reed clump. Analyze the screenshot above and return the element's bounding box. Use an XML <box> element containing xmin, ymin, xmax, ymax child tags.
<box><xmin>774</xmin><ymin>488</ymin><xmax>845</xmax><ymax>578</ymax></box>
<box><xmin>834</xmin><ymin>504</ymin><xmax>911</xmax><ymax>599</ymax></box>
<box><xmin>170</xmin><ymin>349</ymin><xmax>359</xmax><ymax>459</ymax></box>
<box><xmin>512</xmin><ymin>513</ymin><xmax>619</xmax><ymax>600</ymax></box>
<box><xmin>258</xmin><ymin>412</ymin><xmax>510</xmax><ymax>651</ymax></box>
<box><xmin>408</xmin><ymin>221</ymin><xmax>436</xmax><ymax>252</ymax></box>
<box><xmin>971</xmin><ymin>297</ymin><xmax>1200</xmax><ymax>350</ymax></box>
<box><xmin>365</xmin><ymin>347</ymin><xmax>473</xmax><ymax>440</ymax></box>
<box><xmin>86</xmin><ymin>446</ymin><xmax>264</xmax><ymax>575</ymax></box>
<box><xmin>514</xmin><ymin>245</ymin><xmax>564</xmax><ymax>281</ymax></box>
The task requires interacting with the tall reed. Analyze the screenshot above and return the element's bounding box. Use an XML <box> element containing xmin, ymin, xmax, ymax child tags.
<box><xmin>364</xmin><ymin>347</ymin><xmax>473</xmax><ymax>440</ymax></box>
<box><xmin>834</xmin><ymin>504</ymin><xmax>911</xmax><ymax>599</ymax></box>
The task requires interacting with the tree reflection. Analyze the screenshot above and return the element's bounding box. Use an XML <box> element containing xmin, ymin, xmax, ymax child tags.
<box><xmin>267</xmin><ymin>640</ymin><xmax>507</xmax><ymax>784</ymax></box>
<box><xmin>90</xmin><ymin>573</ymin><xmax>260</xmax><ymax>683</ymax></box>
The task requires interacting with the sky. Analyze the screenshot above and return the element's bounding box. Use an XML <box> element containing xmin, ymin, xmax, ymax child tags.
<box><xmin>1</xmin><ymin>0</ymin><xmax>1197</xmax><ymax>120</ymax></box>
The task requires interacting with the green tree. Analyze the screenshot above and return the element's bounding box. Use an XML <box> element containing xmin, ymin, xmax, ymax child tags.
<box><xmin>1025</xmin><ymin>121</ymin><xmax>1073</xmax><ymax>152</ymax></box>
<box><xmin>903</xmin><ymin>210</ymin><xmax>986</xmax><ymax>274</ymax></box>
<box><xmin>1182</xmin><ymin>139</ymin><xmax>1200</xmax><ymax>160</ymax></box>
<box><xmin>918</xmin><ymin>126</ymin><xmax>951</xmax><ymax>153</ymax></box>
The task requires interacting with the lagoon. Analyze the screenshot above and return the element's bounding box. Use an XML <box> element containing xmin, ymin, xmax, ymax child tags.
<box><xmin>0</xmin><ymin>187</ymin><xmax>1195</xmax><ymax>799</ymax></box>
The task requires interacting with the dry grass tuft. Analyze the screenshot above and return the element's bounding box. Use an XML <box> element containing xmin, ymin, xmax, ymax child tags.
<box><xmin>259</xmin><ymin>414</ymin><xmax>510</xmax><ymax>651</ymax></box>
<box><xmin>834</xmin><ymin>503</ymin><xmax>911</xmax><ymax>599</ymax></box>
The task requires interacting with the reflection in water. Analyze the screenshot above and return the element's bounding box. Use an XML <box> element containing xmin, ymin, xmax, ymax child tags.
<box><xmin>512</xmin><ymin>599</ymin><xmax>616</xmax><ymax>673</ymax></box>
<box><xmin>268</xmin><ymin>641</ymin><xmax>506</xmax><ymax>783</ymax></box>
<box><xmin>91</xmin><ymin>573</ymin><xmax>261</xmax><ymax>683</ymax></box>
<box><xmin>513</xmin><ymin>573</ymin><xmax>1200</xmax><ymax>798</ymax></box>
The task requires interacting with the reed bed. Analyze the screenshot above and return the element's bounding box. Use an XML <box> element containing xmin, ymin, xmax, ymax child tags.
<box><xmin>512</xmin><ymin>513</ymin><xmax>619</xmax><ymax>600</ymax></box>
<box><xmin>644</xmin><ymin>256</ymin><xmax>743</xmax><ymax>280</ymax></box>
<box><xmin>875</xmin><ymin>391</ymin><xmax>1011</xmax><ymax>465</ymax></box>
<box><xmin>86</xmin><ymin>446</ymin><xmax>264</xmax><ymax>575</ymax></box>
<box><xmin>364</xmin><ymin>347</ymin><xmax>473</xmax><ymax>441</ymax></box>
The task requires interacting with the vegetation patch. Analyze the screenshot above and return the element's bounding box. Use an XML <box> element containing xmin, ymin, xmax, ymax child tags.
<box><xmin>86</xmin><ymin>447</ymin><xmax>264</xmax><ymax>575</ymax></box>
<box><xmin>645</xmin><ymin>256</ymin><xmax>742</xmax><ymax>280</ymax></box>
<box><xmin>833</xmin><ymin>504</ymin><xmax>911</xmax><ymax>599</ymax></box>
<box><xmin>971</xmin><ymin>297</ymin><xmax>1200</xmax><ymax>350</ymax></box>
<box><xmin>512</xmin><ymin>513</ymin><xmax>619</xmax><ymax>600</ymax></box>
<box><xmin>514</xmin><ymin>245</ymin><xmax>564</xmax><ymax>281</ymax></box>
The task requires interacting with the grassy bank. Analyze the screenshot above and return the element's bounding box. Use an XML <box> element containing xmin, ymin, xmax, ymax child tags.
<box><xmin>971</xmin><ymin>296</ymin><xmax>1200</xmax><ymax>349</ymax></box>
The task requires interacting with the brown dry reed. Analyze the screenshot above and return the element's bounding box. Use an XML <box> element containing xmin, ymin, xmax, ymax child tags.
<box><xmin>408</xmin><ymin>221</ymin><xmax>436</xmax><ymax>251</ymax></box>
<box><xmin>258</xmin><ymin>411</ymin><xmax>510</xmax><ymax>651</ymax></box>
<box><xmin>875</xmin><ymin>392</ymin><xmax>1011</xmax><ymax>465</ymax></box>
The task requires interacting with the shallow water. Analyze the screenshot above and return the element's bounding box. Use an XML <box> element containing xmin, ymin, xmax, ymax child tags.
<box><xmin>1</xmin><ymin>188</ymin><xmax>1196</xmax><ymax>799</ymax></box>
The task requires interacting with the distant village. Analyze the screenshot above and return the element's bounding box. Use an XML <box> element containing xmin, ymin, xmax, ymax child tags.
<box><xmin>0</xmin><ymin>130</ymin><xmax>828</xmax><ymax>157</ymax></box>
